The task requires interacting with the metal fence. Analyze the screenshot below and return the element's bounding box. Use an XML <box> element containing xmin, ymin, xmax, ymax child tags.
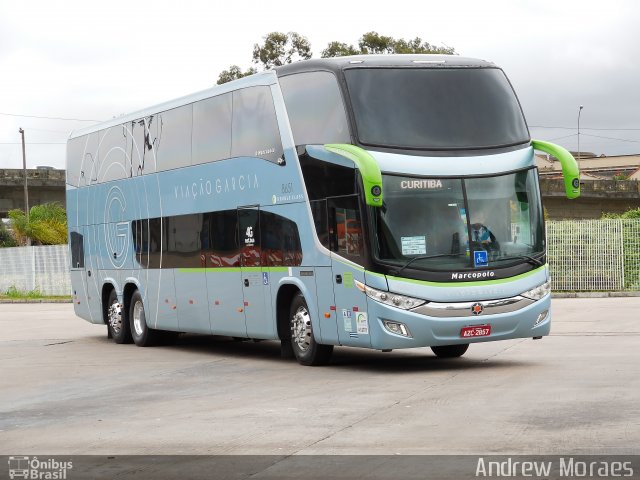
<box><xmin>0</xmin><ymin>219</ymin><xmax>639</xmax><ymax>295</ymax></box>
<box><xmin>547</xmin><ymin>219</ymin><xmax>640</xmax><ymax>291</ymax></box>
<box><xmin>0</xmin><ymin>245</ymin><xmax>71</xmax><ymax>295</ymax></box>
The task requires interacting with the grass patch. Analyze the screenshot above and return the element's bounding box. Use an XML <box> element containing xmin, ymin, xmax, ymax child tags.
<box><xmin>1</xmin><ymin>285</ymin><xmax>71</xmax><ymax>301</ymax></box>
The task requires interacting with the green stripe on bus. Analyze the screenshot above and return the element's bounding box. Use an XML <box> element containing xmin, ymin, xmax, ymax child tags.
<box><xmin>177</xmin><ymin>266</ymin><xmax>289</xmax><ymax>273</ymax></box>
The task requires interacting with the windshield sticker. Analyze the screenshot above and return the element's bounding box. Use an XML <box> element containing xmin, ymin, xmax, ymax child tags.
<box><xmin>474</xmin><ymin>250</ymin><xmax>489</xmax><ymax>267</ymax></box>
<box><xmin>401</xmin><ymin>236</ymin><xmax>427</xmax><ymax>255</ymax></box>
<box><xmin>342</xmin><ymin>309</ymin><xmax>353</xmax><ymax>332</ymax></box>
<box><xmin>356</xmin><ymin>312</ymin><xmax>369</xmax><ymax>334</ymax></box>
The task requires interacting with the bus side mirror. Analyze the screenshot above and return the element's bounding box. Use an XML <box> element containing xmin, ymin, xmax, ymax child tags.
<box><xmin>531</xmin><ymin>139</ymin><xmax>580</xmax><ymax>199</ymax></box>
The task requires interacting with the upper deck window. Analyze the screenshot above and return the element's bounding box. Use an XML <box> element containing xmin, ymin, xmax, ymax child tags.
<box><xmin>344</xmin><ymin>67</ymin><xmax>529</xmax><ymax>150</ymax></box>
<box><xmin>279</xmin><ymin>71</ymin><xmax>350</xmax><ymax>146</ymax></box>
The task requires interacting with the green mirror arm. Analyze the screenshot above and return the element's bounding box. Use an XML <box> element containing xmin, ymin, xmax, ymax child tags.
<box><xmin>531</xmin><ymin>139</ymin><xmax>581</xmax><ymax>199</ymax></box>
<box><xmin>324</xmin><ymin>144</ymin><xmax>383</xmax><ymax>206</ymax></box>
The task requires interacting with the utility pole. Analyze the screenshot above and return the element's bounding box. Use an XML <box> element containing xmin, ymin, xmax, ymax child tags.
<box><xmin>19</xmin><ymin>127</ymin><xmax>30</xmax><ymax>246</ymax></box>
<box><xmin>577</xmin><ymin>105</ymin><xmax>584</xmax><ymax>169</ymax></box>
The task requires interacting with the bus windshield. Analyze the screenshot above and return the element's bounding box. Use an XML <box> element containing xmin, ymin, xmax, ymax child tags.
<box><xmin>373</xmin><ymin>169</ymin><xmax>544</xmax><ymax>272</ymax></box>
<box><xmin>344</xmin><ymin>67</ymin><xmax>529</xmax><ymax>150</ymax></box>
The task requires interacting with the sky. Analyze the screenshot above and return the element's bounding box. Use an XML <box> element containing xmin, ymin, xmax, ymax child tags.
<box><xmin>1</xmin><ymin>0</ymin><xmax>639</xmax><ymax>170</ymax></box>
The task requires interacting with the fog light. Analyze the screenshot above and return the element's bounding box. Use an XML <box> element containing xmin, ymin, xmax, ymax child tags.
<box><xmin>383</xmin><ymin>320</ymin><xmax>412</xmax><ymax>337</ymax></box>
<box><xmin>534</xmin><ymin>310</ymin><xmax>549</xmax><ymax>326</ymax></box>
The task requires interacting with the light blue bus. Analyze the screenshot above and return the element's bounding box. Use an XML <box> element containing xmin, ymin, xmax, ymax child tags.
<box><xmin>66</xmin><ymin>55</ymin><xmax>579</xmax><ymax>365</ymax></box>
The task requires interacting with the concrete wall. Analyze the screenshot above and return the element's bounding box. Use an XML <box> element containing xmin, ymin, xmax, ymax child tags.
<box><xmin>0</xmin><ymin>169</ymin><xmax>66</xmax><ymax>217</ymax></box>
<box><xmin>540</xmin><ymin>179</ymin><xmax>640</xmax><ymax>219</ymax></box>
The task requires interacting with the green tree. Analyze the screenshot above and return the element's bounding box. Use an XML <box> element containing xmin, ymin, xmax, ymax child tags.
<box><xmin>8</xmin><ymin>202</ymin><xmax>68</xmax><ymax>246</ymax></box>
<box><xmin>0</xmin><ymin>222</ymin><xmax>17</xmax><ymax>247</ymax></box>
<box><xmin>321</xmin><ymin>31</ymin><xmax>456</xmax><ymax>57</ymax></box>
<box><xmin>217</xmin><ymin>65</ymin><xmax>258</xmax><ymax>85</ymax></box>
<box><xmin>320</xmin><ymin>41</ymin><xmax>360</xmax><ymax>58</ymax></box>
<box><xmin>252</xmin><ymin>31</ymin><xmax>312</xmax><ymax>69</ymax></box>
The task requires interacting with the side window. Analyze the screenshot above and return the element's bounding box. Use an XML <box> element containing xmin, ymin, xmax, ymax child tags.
<box><xmin>310</xmin><ymin>199</ymin><xmax>329</xmax><ymax>250</ymax></box>
<box><xmin>127</xmin><ymin>116</ymin><xmax>158</xmax><ymax>176</ymax></box>
<box><xmin>279</xmin><ymin>71</ymin><xmax>350</xmax><ymax>146</ymax></box>
<box><xmin>163</xmin><ymin>213</ymin><xmax>204</xmax><ymax>268</ymax></box>
<box><xmin>98</xmin><ymin>126</ymin><xmax>127</xmax><ymax>183</ymax></box>
<box><xmin>260</xmin><ymin>211</ymin><xmax>303</xmax><ymax>266</ymax></box>
<box><xmin>66</xmin><ymin>137</ymin><xmax>85</xmax><ymax>186</ymax></box>
<box><xmin>204</xmin><ymin>210</ymin><xmax>240</xmax><ymax>268</ymax></box>
<box><xmin>232</xmin><ymin>86</ymin><xmax>283</xmax><ymax>163</ymax></box>
<box><xmin>328</xmin><ymin>195</ymin><xmax>364</xmax><ymax>263</ymax></box>
<box><xmin>299</xmin><ymin>154</ymin><xmax>357</xmax><ymax>201</ymax></box>
<box><xmin>70</xmin><ymin>231</ymin><xmax>85</xmax><ymax>269</ymax></box>
<box><xmin>156</xmin><ymin>104</ymin><xmax>193</xmax><ymax>171</ymax></box>
<box><xmin>192</xmin><ymin>94</ymin><xmax>232</xmax><ymax>165</ymax></box>
<box><xmin>132</xmin><ymin>219</ymin><xmax>161</xmax><ymax>268</ymax></box>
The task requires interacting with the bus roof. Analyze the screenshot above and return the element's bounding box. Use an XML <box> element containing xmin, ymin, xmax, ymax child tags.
<box><xmin>275</xmin><ymin>54</ymin><xmax>495</xmax><ymax>77</ymax></box>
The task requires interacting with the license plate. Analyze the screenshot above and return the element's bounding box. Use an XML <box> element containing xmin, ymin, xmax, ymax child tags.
<box><xmin>460</xmin><ymin>325</ymin><xmax>491</xmax><ymax>338</ymax></box>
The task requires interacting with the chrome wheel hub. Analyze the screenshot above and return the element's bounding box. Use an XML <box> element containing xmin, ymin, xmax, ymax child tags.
<box><xmin>133</xmin><ymin>300</ymin><xmax>145</xmax><ymax>336</ymax></box>
<box><xmin>108</xmin><ymin>301</ymin><xmax>123</xmax><ymax>334</ymax></box>
<box><xmin>291</xmin><ymin>306</ymin><xmax>312</xmax><ymax>352</ymax></box>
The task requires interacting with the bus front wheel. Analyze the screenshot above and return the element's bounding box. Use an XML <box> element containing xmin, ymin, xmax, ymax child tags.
<box><xmin>289</xmin><ymin>293</ymin><xmax>333</xmax><ymax>366</ymax></box>
<box><xmin>431</xmin><ymin>344</ymin><xmax>469</xmax><ymax>358</ymax></box>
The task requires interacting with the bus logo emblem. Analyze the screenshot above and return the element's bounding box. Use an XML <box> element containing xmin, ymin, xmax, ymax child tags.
<box><xmin>471</xmin><ymin>303</ymin><xmax>483</xmax><ymax>315</ymax></box>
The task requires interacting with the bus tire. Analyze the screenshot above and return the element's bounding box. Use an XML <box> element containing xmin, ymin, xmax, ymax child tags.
<box><xmin>431</xmin><ymin>344</ymin><xmax>469</xmax><ymax>358</ymax></box>
<box><xmin>107</xmin><ymin>288</ymin><xmax>132</xmax><ymax>344</ymax></box>
<box><xmin>289</xmin><ymin>293</ymin><xmax>333</xmax><ymax>366</ymax></box>
<box><xmin>129</xmin><ymin>290</ymin><xmax>162</xmax><ymax>347</ymax></box>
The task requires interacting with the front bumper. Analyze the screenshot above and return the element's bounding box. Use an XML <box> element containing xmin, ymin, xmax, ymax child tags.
<box><xmin>366</xmin><ymin>293</ymin><xmax>551</xmax><ymax>350</ymax></box>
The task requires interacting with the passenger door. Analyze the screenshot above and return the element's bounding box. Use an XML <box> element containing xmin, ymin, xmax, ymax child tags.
<box><xmin>206</xmin><ymin>210</ymin><xmax>246</xmax><ymax>337</ymax></box>
<box><xmin>327</xmin><ymin>195</ymin><xmax>370</xmax><ymax>347</ymax></box>
<box><xmin>238</xmin><ymin>206</ymin><xmax>273</xmax><ymax>339</ymax></box>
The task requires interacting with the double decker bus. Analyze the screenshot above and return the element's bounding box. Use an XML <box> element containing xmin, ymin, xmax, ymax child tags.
<box><xmin>66</xmin><ymin>55</ymin><xmax>579</xmax><ymax>365</ymax></box>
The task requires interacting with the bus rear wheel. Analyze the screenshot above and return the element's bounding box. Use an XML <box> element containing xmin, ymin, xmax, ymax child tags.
<box><xmin>431</xmin><ymin>344</ymin><xmax>469</xmax><ymax>358</ymax></box>
<box><xmin>289</xmin><ymin>293</ymin><xmax>333</xmax><ymax>366</ymax></box>
<box><xmin>107</xmin><ymin>289</ymin><xmax>132</xmax><ymax>344</ymax></box>
<box><xmin>129</xmin><ymin>290</ymin><xmax>164</xmax><ymax>347</ymax></box>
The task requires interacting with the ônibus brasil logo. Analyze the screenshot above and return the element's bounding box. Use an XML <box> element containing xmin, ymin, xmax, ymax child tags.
<box><xmin>8</xmin><ymin>456</ymin><xmax>73</xmax><ymax>479</ymax></box>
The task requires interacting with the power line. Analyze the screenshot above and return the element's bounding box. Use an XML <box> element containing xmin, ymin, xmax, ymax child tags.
<box><xmin>0</xmin><ymin>112</ymin><xmax>101</xmax><ymax>122</ymax></box>
<box><xmin>580</xmin><ymin>133</ymin><xmax>640</xmax><ymax>144</ymax></box>
<box><xmin>545</xmin><ymin>133</ymin><xmax>577</xmax><ymax>142</ymax></box>
<box><xmin>530</xmin><ymin>125</ymin><xmax>640</xmax><ymax>131</ymax></box>
<box><xmin>0</xmin><ymin>142</ymin><xmax>66</xmax><ymax>145</ymax></box>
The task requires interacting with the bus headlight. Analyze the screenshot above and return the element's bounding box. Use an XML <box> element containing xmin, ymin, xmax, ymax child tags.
<box><xmin>521</xmin><ymin>279</ymin><xmax>551</xmax><ymax>301</ymax></box>
<box><xmin>354</xmin><ymin>280</ymin><xmax>426</xmax><ymax>310</ymax></box>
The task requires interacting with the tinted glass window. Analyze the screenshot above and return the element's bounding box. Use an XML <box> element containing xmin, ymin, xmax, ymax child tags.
<box><xmin>299</xmin><ymin>153</ymin><xmax>357</xmax><ymax>200</ymax></box>
<box><xmin>232</xmin><ymin>86</ymin><xmax>283</xmax><ymax>163</ymax></box>
<box><xmin>192</xmin><ymin>94</ymin><xmax>232</xmax><ymax>165</ymax></box>
<box><xmin>127</xmin><ymin>116</ymin><xmax>158</xmax><ymax>176</ymax></box>
<box><xmin>163</xmin><ymin>213</ymin><xmax>204</xmax><ymax>268</ymax></box>
<box><xmin>70</xmin><ymin>231</ymin><xmax>84</xmax><ymax>268</ymax></box>
<box><xmin>345</xmin><ymin>68</ymin><xmax>529</xmax><ymax>150</ymax></box>
<box><xmin>66</xmin><ymin>137</ymin><xmax>84</xmax><ymax>186</ymax></box>
<box><xmin>279</xmin><ymin>72</ymin><xmax>350</xmax><ymax>146</ymax></box>
<box><xmin>156</xmin><ymin>105</ymin><xmax>193</xmax><ymax>171</ymax></box>
<box><xmin>328</xmin><ymin>195</ymin><xmax>364</xmax><ymax>263</ymax></box>
<box><xmin>132</xmin><ymin>218</ymin><xmax>162</xmax><ymax>268</ymax></box>
<box><xmin>98</xmin><ymin>126</ymin><xmax>127</xmax><ymax>183</ymax></box>
<box><xmin>203</xmin><ymin>210</ymin><xmax>240</xmax><ymax>267</ymax></box>
<box><xmin>261</xmin><ymin>211</ymin><xmax>302</xmax><ymax>266</ymax></box>
<box><xmin>310</xmin><ymin>199</ymin><xmax>329</xmax><ymax>249</ymax></box>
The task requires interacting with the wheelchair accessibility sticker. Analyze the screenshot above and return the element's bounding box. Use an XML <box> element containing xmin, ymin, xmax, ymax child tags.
<box><xmin>474</xmin><ymin>250</ymin><xmax>488</xmax><ymax>267</ymax></box>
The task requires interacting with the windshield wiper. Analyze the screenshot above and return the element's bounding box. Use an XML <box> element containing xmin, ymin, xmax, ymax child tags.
<box><xmin>391</xmin><ymin>253</ymin><xmax>468</xmax><ymax>277</ymax></box>
<box><xmin>494</xmin><ymin>254</ymin><xmax>545</xmax><ymax>267</ymax></box>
